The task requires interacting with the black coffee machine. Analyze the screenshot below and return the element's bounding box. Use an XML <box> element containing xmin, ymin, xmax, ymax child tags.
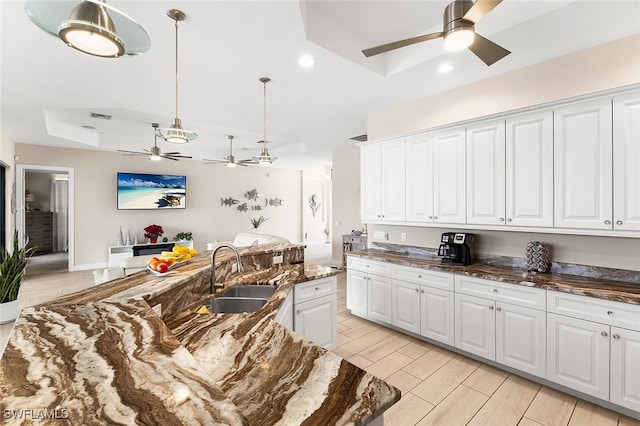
<box><xmin>437</xmin><ymin>232</ymin><xmax>475</xmax><ymax>265</ymax></box>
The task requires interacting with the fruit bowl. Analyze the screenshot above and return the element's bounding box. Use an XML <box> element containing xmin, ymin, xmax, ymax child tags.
<box><xmin>147</xmin><ymin>263</ymin><xmax>176</xmax><ymax>276</ymax></box>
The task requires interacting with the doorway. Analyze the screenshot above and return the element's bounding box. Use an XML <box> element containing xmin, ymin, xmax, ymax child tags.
<box><xmin>16</xmin><ymin>164</ymin><xmax>75</xmax><ymax>272</ymax></box>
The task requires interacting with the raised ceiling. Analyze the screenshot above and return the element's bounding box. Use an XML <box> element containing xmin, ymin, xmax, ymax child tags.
<box><xmin>1</xmin><ymin>1</ymin><xmax>639</xmax><ymax>169</ymax></box>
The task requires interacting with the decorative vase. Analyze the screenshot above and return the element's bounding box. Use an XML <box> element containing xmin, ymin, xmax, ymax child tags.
<box><xmin>0</xmin><ymin>300</ymin><xmax>20</xmax><ymax>324</ymax></box>
<box><xmin>526</xmin><ymin>241</ymin><xmax>549</xmax><ymax>273</ymax></box>
<box><xmin>150</xmin><ymin>237</ymin><xmax>158</xmax><ymax>244</ymax></box>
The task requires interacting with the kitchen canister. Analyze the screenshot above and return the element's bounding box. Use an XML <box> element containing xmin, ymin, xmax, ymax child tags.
<box><xmin>526</xmin><ymin>241</ymin><xmax>549</xmax><ymax>273</ymax></box>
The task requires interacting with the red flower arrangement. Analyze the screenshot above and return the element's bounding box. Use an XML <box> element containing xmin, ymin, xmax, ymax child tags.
<box><xmin>144</xmin><ymin>224</ymin><xmax>164</xmax><ymax>242</ymax></box>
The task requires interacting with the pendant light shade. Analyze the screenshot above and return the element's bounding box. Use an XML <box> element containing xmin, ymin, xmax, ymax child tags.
<box><xmin>252</xmin><ymin>77</ymin><xmax>277</xmax><ymax>164</ymax></box>
<box><xmin>25</xmin><ymin>0</ymin><xmax>150</xmax><ymax>57</ymax></box>
<box><xmin>159</xmin><ymin>9</ymin><xmax>197</xmax><ymax>144</ymax></box>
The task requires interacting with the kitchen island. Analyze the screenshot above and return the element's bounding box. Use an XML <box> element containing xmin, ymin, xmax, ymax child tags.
<box><xmin>0</xmin><ymin>243</ymin><xmax>400</xmax><ymax>425</ymax></box>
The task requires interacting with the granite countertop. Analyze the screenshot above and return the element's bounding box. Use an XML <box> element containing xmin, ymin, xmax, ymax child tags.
<box><xmin>346</xmin><ymin>249</ymin><xmax>640</xmax><ymax>305</ymax></box>
<box><xmin>0</xmin><ymin>245</ymin><xmax>400</xmax><ymax>425</ymax></box>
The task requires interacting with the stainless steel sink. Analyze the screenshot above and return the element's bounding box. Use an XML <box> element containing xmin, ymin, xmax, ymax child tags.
<box><xmin>219</xmin><ymin>285</ymin><xmax>276</xmax><ymax>299</ymax></box>
<box><xmin>207</xmin><ymin>297</ymin><xmax>267</xmax><ymax>314</ymax></box>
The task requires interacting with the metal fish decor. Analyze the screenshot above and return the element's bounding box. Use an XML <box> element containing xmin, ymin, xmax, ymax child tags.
<box><xmin>251</xmin><ymin>205</ymin><xmax>263</xmax><ymax>211</ymax></box>
<box><xmin>221</xmin><ymin>197</ymin><xmax>239</xmax><ymax>207</ymax></box>
<box><xmin>244</xmin><ymin>188</ymin><xmax>261</xmax><ymax>201</ymax></box>
<box><xmin>236</xmin><ymin>203</ymin><xmax>249</xmax><ymax>212</ymax></box>
<box><xmin>265</xmin><ymin>197</ymin><xmax>284</xmax><ymax>207</ymax></box>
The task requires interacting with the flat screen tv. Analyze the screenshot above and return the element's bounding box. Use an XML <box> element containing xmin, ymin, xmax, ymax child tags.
<box><xmin>117</xmin><ymin>172</ymin><xmax>186</xmax><ymax>210</ymax></box>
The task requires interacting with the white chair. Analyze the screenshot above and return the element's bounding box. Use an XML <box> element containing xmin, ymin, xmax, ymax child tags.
<box><xmin>92</xmin><ymin>254</ymin><xmax>156</xmax><ymax>285</ymax></box>
<box><xmin>206</xmin><ymin>233</ymin><xmax>290</xmax><ymax>250</ymax></box>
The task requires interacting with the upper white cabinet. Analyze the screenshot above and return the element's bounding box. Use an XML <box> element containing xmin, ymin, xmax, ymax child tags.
<box><xmin>361</xmin><ymin>139</ymin><xmax>405</xmax><ymax>222</ymax></box>
<box><xmin>554</xmin><ymin>98</ymin><xmax>613</xmax><ymax>230</ymax></box>
<box><xmin>613</xmin><ymin>92</ymin><xmax>640</xmax><ymax>231</ymax></box>
<box><xmin>405</xmin><ymin>134</ymin><xmax>434</xmax><ymax>222</ymax></box>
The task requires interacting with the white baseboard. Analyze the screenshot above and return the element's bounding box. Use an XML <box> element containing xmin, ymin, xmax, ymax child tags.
<box><xmin>71</xmin><ymin>262</ymin><xmax>107</xmax><ymax>272</ymax></box>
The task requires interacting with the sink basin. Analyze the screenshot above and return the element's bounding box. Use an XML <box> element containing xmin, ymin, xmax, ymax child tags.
<box><xmin>207</xmin><ymin>297</ymin><xmax>267</xmax><ymax>314</ymax></box>
<box><xmin>219</xmin><ymin>285</ymin><xmax>276</xmax><ymax>299</ymax></box>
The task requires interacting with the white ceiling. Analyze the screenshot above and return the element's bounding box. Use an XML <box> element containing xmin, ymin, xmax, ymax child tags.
<box><xmin>1</xmin><ymin>0</ymin><xmax>639</xmax><ymax>169</ymax></box>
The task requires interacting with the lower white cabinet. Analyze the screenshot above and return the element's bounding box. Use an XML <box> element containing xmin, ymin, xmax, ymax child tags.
<box><xmin>611</xmin><ymin>327</ymin><xmax>640</xmax><ymax>412</ymax></box>
<box><xmin>455</xmin><ymin>293</ymin><xmax>496</xmax><ymax>360</ymax></box>
<box><xmin>346</xmin><ymin>270</ymin><xmax>368</xmax><ymax>316</ymax></box>
<box><xmin>293</xmin><ymin>277</ymin><xmax>337</xmax><ymax>350</ymax></box>
<box><xmin>274</xmin><ymin>290</ymin><xmax>293</xmax><ymax>330</ymax></box>
<box><xmin>391</xmin><ymin>280</ymin><xmax>421</xmax><ymax>334</ymax></box>
<box><xmin>368</xmin><ymin>274</ymin><xmax>392</xmax><ymax>323</ymax></box>
<box><xmin>420</xmin><ymin>285</ymin><xmax>455</xmax><ymax>346</ymax></box>
<box><xmin>496</xmin><ymin>302</ymin><xmax>546</xmax><ymax>377</ymax></box>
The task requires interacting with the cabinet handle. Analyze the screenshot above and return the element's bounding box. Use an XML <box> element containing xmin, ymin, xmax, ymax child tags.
<box><xmin>315</xmin><ymin>287</ymin><xmax>319</xmax><ymax>291</ymax></box>
<box><xmin>489</xmin><ymin>305</ymin><xmax>494</xmax><ymax>310</ymax></box>
<box><xmin>381</xmin><ymin>214</ymin><xmax>385</xmax><ymax>218</ymax></box>
<box><xmin>601</xmin><ymin>331</ymin><xmax>608</xmax><ymax>337</ymax></box>
<box><xmin>420</xmin><ymin>290</ymin><xmax>425</xmax><ymax>293</ymax></box>
<box><xmin>496</xmin><ymin>306</ymin><xmax>502</xmax><ymax>312</ymax></box>
<box><xmin>433</xmin><ymin>216</ymin><xmax>438</xmax><ymax>220</ymax></box>
<box><xmin>616</xmin><ymin>220</ymin><xmax>623</xmax><ymax>225</ymax></box>
<box><xmin>415</xmin><ymin>289</ymin><xmax>419</xmax><ymax>293</ymax></box>
<box><xmin>607</xmin><ymin>310</ymin><xmax>614</xmax><ymax>316</ymax></box>
<box><xmin>499</xmin><ymin>218</ymin><xmax>505</xmax><ymax>222</ymax></box>
<box><xmin>493</xmin><ymin>289</ymin><xmax>498</xmax><ymax>293</ymax></box>
<box><xmin>417</xmin><ymin>275</ymin><xmax>423</xmax><ymax>279</ymax></box>
<box><xmin>507</xmin><ymin>218</ymin><xmax>512</xmax><ymax>222</ymax></box>
<box><xmin>365</xmin><ymin>264</ymin><xmax>370</xmax><ymax>268</ymax></box>
<box><xmin>296</xmin><ymin>310</ymin><xmax>301</xmax><ymax>315</ymax></box>
<box><xmin>613</xmin><ymin>334</ymin><xmax>620</xmax><ymax>340</ymax></box>
<box><xmin>428</xmin><ymin>216</ymin><xmax>433</xmax><ymax>219</ymax></box>
<box><xmin>604</xmin><ymin>220</ymin><xmax>611</xmax><ymax>225</ymax></box>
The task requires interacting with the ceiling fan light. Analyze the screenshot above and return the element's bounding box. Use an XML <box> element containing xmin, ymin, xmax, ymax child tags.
<box><xmin>160</xmin><ymin>118</ymin><xmax>197</xmax><ymax>144</ymax></box>
<box><xmin>150</xmin><ymin>154</ymin><xmax>162</xmax><ymax>161</ymax></box>
<box><xmin>444</xmin><ymin>28</ymin><xmax>475</xmax><ymax>51</ymax></box>
<box><xmin>58</xmin><ymin>1</ymin><xmax>124</xmax><ymax>57</ymax></box>
<box><xmin>225</xmin><ymin>162</ymin><xmax>237</xmax><ymax>168</ymax></box>
<box><xmin>252</xmin><ymin>147</ymin><xmax>276</xmax><ymax>164</ymax></box>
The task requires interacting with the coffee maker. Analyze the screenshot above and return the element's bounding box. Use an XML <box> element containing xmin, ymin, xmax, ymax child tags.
<box><xmin>437</xmin><ymin>232</ymin><xmax>475</xmax><ymax>265</ymax></box>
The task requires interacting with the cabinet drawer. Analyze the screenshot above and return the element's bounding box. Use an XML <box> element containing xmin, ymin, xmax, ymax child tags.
<box><xmin>347</xmin><ymin>257</ymin><xmax>391</xmax><ymax>276</ymax></box>
<box><xmin>455</xmin><ymin>275</ymin><xmax>546</xmax><ymax>310</ymax></box>
<box><xmin>547</xmin><ymin>291</ymin><xmax>640</xmax><ymax>331</ymax></box>
<box><xmin>392</xmin><ymin>265</ymin><xmax>454</xmax><ymax>291</ymax></box>
<box><xmin>294</xmin><ymin>277</ymin><xmax>337</xmax><ymax>304</ymax></box>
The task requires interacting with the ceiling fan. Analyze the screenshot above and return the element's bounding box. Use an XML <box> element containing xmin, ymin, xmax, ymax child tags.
<box><xmin>362</xmin><ymin>0</ymin><xmax>510</xmax><ymax>66</ymax></box>
<box><xmin>118</xmin><ymin>123</ymin><xmax>193</xmax><ymax>161</ymax></box>
<box><xmin>204</xmin><ymin>135</ymin><xmax>257</xmax><ymax>167</ymax></box>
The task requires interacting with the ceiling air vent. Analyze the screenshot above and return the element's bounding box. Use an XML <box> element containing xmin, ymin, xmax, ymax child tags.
<box><xmin>349</xmin><ymin>134</ymin><xmax>367</xmax><ymax>142</ymax></box>
<box><xmin>90</xmin><ymin>112</ymin><xmax>112</xmax><ymax>120</ymax></box>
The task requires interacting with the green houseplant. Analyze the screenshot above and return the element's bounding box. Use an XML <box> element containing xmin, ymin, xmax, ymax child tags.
<box><xmin>249</xmin><ymin>216</ymin><xmax>268</xmax><ymax>232</ymax></box>
<box><xmin>0</xmin><ymin>230</ymin><xmax>36</xmax><ymax>323</ymax></box>
<box><xmin>174</xmin><ymin>231</ymin><xmax>193</xmax><ymax>241</ymax></box>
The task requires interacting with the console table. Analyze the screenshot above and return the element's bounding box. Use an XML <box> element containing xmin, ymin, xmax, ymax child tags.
<box><xmin>108</xmin><ymin>240</ymin><xmax>194</xmax><ymax>268</ymax></box>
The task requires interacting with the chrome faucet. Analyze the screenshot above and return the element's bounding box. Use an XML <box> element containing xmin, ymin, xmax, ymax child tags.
<box><xmin>210</xmin><ymin>243</ymin><xmax>243</xmax><ymax>294</ymax></box>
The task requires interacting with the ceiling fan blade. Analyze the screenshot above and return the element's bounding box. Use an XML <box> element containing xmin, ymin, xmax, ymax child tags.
<box><xmin>468</xmin><ymin>33</ymin><xmax>510</xmax><ymax>66</ymax></box>
<box><xmin>163</xmin><ymin>156</ymin><xmax>180</xmax><ymax>161</ymax></box>
<box><xmin>117</xmin><ymin>149</ymin><xmax>147</xmax><ymax>155</ymax></box>
<box><xmin>163</xmin><ymin>154</ymin><xmax>192</xmax><ymax>159</ymax></box>
<box><xmin>239</xmin><ymin>159</ymin><xmax>258</xmax><ymax>164</ymax></box>
<box><xmin>463</xmin><ymin>0</ymin><xmax>503</xmax><ymax>24</ymax></box>
<box><xmin>204</xmin><ymin>159</ymin><xmax>227</xmax><ymax>164</ymax></box>
<box><xmin>362</xmin><ymin>32</ymin><xmax>443</xmax><ymax>57</ymax></box>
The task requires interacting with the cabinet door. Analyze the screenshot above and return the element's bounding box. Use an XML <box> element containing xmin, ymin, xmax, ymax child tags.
<box><xmin>496</xmin><ymin>303</ymin><xmax>546</xmax><ymax>378</ymax></box>
<box><xmin>613</xmin><ymin>92</ymin><xmax>640</xmax><ymax>231</ymax></box>
<box><xmin>346</xmin><ymin>270</ymin><xmax>368</xmax><ymax>316</ymax></box>
<box><xmin>455</xmin><ymin>293</ymin><xmax>495</xmax><ymax>360</ymax></box>
<box><xmin>506</xmin><ymin>110</ymin><xmax>554</xmax><ymax>227</ymax></box>
<box><xmin>368</xmin><ymin>274</ymin><xmax>392</xmax><ymax>324</ymax></box>
<box><xmin>554</xmin><ymin>99</ymin><xmax>613</xmax><ymax>229</ymax></box>
<box><xmin>294</xmin><ymin>294</ymin><xmax>337</xmax><ymax>350</ymax></box>
<box><xmin>405</xmin><ymin>134</ymin><xmax>434</xmax><ymax>222</ymax></box>
<box><xmin>420</xmin><ymin>286</ymin><xmax>455</xmax><ymax>346</ymax></box>
<box><xmin>466</xmin><ymin>120</ymin><xmax>506</xmax><ymax>225</ymax></box>
<box><xmin>391</xmin><ymin>280</ymin><xmax>421</xmax><ymax>334</ymax></box>
<box><xmin>432</xmin><ymin>128</ymin><xmax>466</xmax><ymax>224</ymax></box>
<box><xmin>610</xmin><ymin>327</ymin><xmax>640</xmax><ymax>412</ymax></box>
<box><xmin>381</xmin><ymin>138</ymin><xmax>406</xmax><ymax>221</ymax></box>
<box><xmin>360</xmin><ymin>143</ymin><xmax>382</xmax><ymax>222</ymax></box>
<box><xmin>546</xmin><ymin>313</ymin><xmax>610</xmax><ymax>400</ymax></box>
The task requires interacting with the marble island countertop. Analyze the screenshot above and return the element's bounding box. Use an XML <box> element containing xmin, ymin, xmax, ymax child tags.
<box><xmin>1</xmin><ymin>244</ymin><xmax>400</xmax><ymax>425</ymax></box>
<box><xmin>347</xmin><ymin>249</ymin><xmax>640</xmax><ymax>305</ymax></box>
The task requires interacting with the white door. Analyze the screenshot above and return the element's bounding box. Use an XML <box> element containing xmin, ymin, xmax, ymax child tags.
<box><xmin>295</xmin><ymin>294</ymin><xmax>337</xmax><ymax>350</ymax></box>
<box><xmin>380</xmin><ymin>138</ymin><xmax>406</xmax><ymax>222</ymax></box>
<box><xmin>495</xmin><ymin>303</ymin><xmax>546</xmax><ymax>378</ymax></box>
<box><xmin>466</xmin><ymin>120</ymin><xmax>506</xmax><ymax>226</ymax></box>
<box><xmin>610</xmin><ymin>327</ymin><xmax>640</xmax><ymax>412</ymax></box>
<box><xmin>554</xmin><ymin>98</ymin><xmax>613</xmax><ymax>229</ymax></box>
<box><xmin>368</xmin><ymin>274</ymin><xmax>392</xmax><ymax>324</ymax></box>
<box><xmin>346</xmin><ymin>270</ymin><xmax>368</xmax><ymax>316</ymax></box>
<box><xmin>360</xmin><ymin>143</ymin><xmax>382</xmax><ymax>222</ymax></box>
<box><xmin>405</xmin><ymin>134</ymin><xmax>433</xmax><ymax>222</ymax></box>
<box><xmin>506</xmin><ymin>110</ymin><xmax>554</xmax><ymax>227</ymax></box>
<box><xmin>613</xmin><ymin>92</ymin><xmax>640</xmax><ymax>231</ymax></box>
<box><xmin>455</xmin><ymin>293</ymin><xmax>496</xmax><ymax>360</ymax></box>
<box><xmin>391</xmin><ymin>280</ymin><xmax>421</xmax><ymax>334</ymax></box>
<box><xmin>546</xmin><ymin>313</ymin><xmax>610</xmax><ymax>400</ymax></box>
<box><xmin>420</xmin><ymin>286</ymin><xmax>455</xmax><ymax>346</ymax></box>
<box><xmin>432</xmin><ymin>128</ymin><xmax>466</xmax><ymax>224</ymax></box>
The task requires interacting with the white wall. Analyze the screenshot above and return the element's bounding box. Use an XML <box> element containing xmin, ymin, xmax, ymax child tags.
<box><xmin>15</xmin><ymin>144</ymin><xmax>303</xmax><ymax>269</ymax></box>
<box><xmin>0</xmin><ymin>129</ymin><xmax>16</xmax><ymax>249</ymax></box>
<box><xmin>302</xmin><ymin>165</ymin><xmax>331</xmax><ymax>242</ymax></box>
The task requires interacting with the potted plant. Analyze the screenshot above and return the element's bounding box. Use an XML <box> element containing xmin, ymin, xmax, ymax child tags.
<box><xmin>174</xmin><ymin>231</ymin><xmax>193</xmax><ymax>241</ymax></box>
<box><xmin>249</xmin><ymin>216</ymin><xmax>268</xmax><ymax>233</ymax></box>
<box><xmin>0</xmin><ymin>230</ymin><xmax>36</xmax><ymax>324</ymax></box>
<box><xmin>144</xmin><ymin>224</ymin><xmax>164</xmax><ymax>243</ymax></box>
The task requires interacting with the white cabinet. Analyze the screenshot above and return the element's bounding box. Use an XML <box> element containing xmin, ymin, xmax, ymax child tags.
<box><xmin>554</xmin><ymin>98</ymin><xmax>613</xmax><ymax>229</ymax></box>
<box><xmin>455</xmin><ymin>275</ymin><xmax>547</xmax><ymax>377</ymax></box>
<box><xmin>405</xmin><ymin>134</ymin><xmax>433</xmax><ymax>222</ymax></box>
<box><xmin>391</xmin><ymin>279</ymin><xmax>421</xmax><ymax>334</ymax></box>
<box><xmin>613</xmin><ymin>92</ymin><xmax>640</xmax><ymax>231</ymax></box>
<box><xmin>293</xmin><ymin>277</ymin><xmax>337</xmax><ymax>350</ymax></box>
<box><xmin>346</xmin><ymin>257</ymin><xmax>392</xmax><ymax>318</ymax></box>
<box><xmin>610</xmin><ymin>327</ymin><xmax>640</xmax><ymax>411</ymax></box>
<box><xmin>274</xmin><ymin>290</ymin><xmax>293</xmax><ymax>330</ymax></box>
<box><xmin>346</xmin><ymin>270</ymin><xmax>368</xmax><ymax>316</ymax></box>
<box><xmin>360</xmin><ymin>139</ymin><xmax>405</xmax><ymax>222</ymax></box>
<box><xmin>466</xmin><ymin>112</ymin><xmax>553</xmax><ymax>228</ymax></box>
<box><xmin>368</xmin><ymin>274</ymin><xmax>393</xmax><ymax>323</ymax></box>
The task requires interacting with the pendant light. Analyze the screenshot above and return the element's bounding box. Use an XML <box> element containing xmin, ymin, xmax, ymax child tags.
<box><xmin>252</xmin><ymin>77</ymin><xmax>277</xmax><ymax>164</ymax></box>
<box><xmin>25</xmin><ymin>0</ymin><xmax>150</xmax><ymax>57</ymax></box>
<box><xmin>159</xmin><ymin>9</ymin><xmax>197</xmax><ymax>144</ymax></box>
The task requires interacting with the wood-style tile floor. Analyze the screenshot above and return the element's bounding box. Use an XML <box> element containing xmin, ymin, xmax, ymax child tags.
<box><xmin>330</xmin><ymin>273</ymin><xmax>640</xmax><ymax>426</ymax></box>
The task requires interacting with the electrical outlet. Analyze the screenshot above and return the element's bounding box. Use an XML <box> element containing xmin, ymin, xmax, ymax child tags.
<box><xmin>273</xmin><ymin>255</ymin><xmax>283</xmax><ymax>265</ymax></box>
<box><xmin>400</xmin><ymin>232</ymin><xmax>407</xmax><ymax>242</ymax></box>
<box><xmin>373</xmin><ymin>231</ymin><xmax>388</xmax><ymax>240</ymax></box>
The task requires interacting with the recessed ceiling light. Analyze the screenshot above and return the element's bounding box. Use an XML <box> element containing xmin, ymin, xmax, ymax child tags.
<box><xmin>438</xmin><ymin>63</ymin><xmax>453</xmax><ymax>74</ymax></box>
<box><xmin>299</xmin><ymin>54</ymin><xmax>316</xmax><ymax>68</ymax></box>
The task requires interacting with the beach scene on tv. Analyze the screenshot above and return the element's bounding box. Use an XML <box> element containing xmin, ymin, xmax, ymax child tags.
<box><xmin>117</xmin><ymin>172</ymin><xmax>186</xmax><ymax>209</ymax></box>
